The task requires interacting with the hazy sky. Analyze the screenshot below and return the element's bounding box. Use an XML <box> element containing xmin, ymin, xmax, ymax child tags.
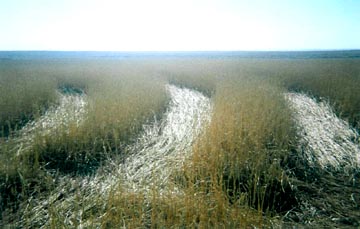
<box><xmin>1</xmin><ymin>0</ymin><xmax>359</xmax><ymax>51</ymax></box>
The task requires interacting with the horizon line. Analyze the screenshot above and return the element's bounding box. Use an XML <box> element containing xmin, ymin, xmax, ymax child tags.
<box><xmin>0</xmin><ymin>49</ymin><xmax>360</xmax><ymax>52</ymax></box>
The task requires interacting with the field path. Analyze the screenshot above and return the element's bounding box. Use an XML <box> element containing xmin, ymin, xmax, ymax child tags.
<box><xmin>285</xmin><ymin>92</ymin><xmax>360</xmax><ymax>227</ymax></box>
<box><xmin>121</xmin><ymin>84</ymin><xmax>212</xmax><ymax>190</ymax></box>
<box><xmin>14</xmin><ymin>93</ymin><xmax>86</xmax><ymax>154</ymax></box>
<box><xmin>24</xmin><ymin>84</ymin><xmax>212</xmax><ymax>227</ymax></box>
<box><xmin>286</xmin><ymin>92</ymin><xmax>360</xmax><ymax>170</ymax></box>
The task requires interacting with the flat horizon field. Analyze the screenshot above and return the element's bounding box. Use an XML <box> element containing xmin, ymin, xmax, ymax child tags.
<box><xmin>0</xmin><ymin>51</ymin><xmax>359</xmax><ymax>227</ymax></box>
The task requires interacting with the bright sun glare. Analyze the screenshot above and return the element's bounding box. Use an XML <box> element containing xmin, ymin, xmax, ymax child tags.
<box><xmin>0</xmin><ymin>0</ymin><xmax>359</xmax><ymax>51</ymax></box>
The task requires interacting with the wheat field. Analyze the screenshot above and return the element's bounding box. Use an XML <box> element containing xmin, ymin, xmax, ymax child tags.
<box><xmin>1</xmin><ymin>52</ymin><xmax>359</xmax><ymax>227</ymax></box>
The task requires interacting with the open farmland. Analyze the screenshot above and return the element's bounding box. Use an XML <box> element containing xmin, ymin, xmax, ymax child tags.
<box><xmin>1</xmin><ymin>51</ymin><xmax>360</xmax><ymax>228</ymax></box>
